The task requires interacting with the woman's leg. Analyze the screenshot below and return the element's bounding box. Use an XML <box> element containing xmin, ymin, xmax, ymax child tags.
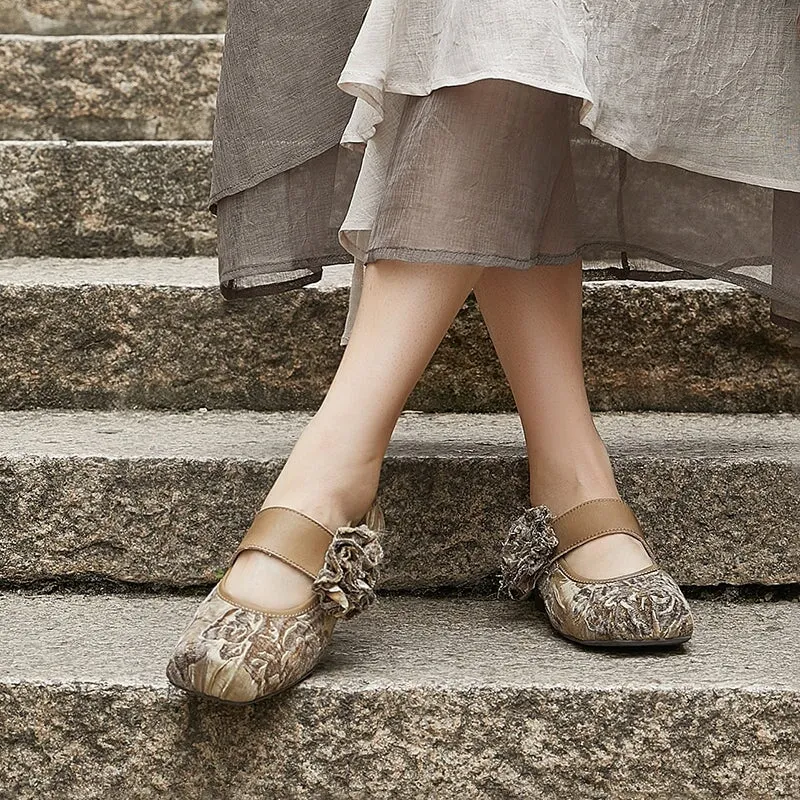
<box><xmin>473</xmin><ymin>258</ymin><xmax>653</xmax><ymax>579</ymax></box>
<box><xmin>226</xmin><ymin>257</ymin><xmax>484</xmax><ymax>609</ymax></box>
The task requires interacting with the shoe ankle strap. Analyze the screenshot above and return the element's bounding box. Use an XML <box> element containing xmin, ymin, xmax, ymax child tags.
<box><xmin>230</xmin><ymin>506</ymin><xmax>335</xmax><ymax>579</ymax></box>
<box><xmin>549</xmin><ymin>498</ymin><xmax>654</xmax><ymax>561</ymax></box>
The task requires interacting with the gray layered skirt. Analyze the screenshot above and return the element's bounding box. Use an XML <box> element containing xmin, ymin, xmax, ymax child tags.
<box><xmin>210</xmin><ymin>0</ymin><xmax>800</xmax><ymax>346</ymax></box>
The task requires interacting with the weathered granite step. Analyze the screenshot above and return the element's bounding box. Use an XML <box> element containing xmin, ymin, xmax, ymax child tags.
<box><xmin>0</xmin><ymin>141</ymin><xmax>214</xmax><ymax>257</ymax></box>
<box><xmin>1</xmin><ymin>591</ymin><xmax>798</xmax><ymax>799</ymax></box>
<box><xmin>1</xmin><ymin>409</ymin><xmax>798</xmax><ymax>588</ymax></box>
<box><xmin>0</xmin><ymin>0</ymin><xmax>227</xmax><ymax>34</ymax></box>
<box><xmin>1</xmin><ymin>258</ymin><xmax>797</xmax><ymax>413</ymax></box>
<box><xmin>0</xmin><ymin>34</ymin><xmax>222</xmax><ymax>139</ymax></box>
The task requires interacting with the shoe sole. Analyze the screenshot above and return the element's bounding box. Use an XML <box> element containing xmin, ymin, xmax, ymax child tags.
<box><xmin>558</xmin><ymin>630</ymin><xmax>692</xmax><ymax>649</ymax></box>
<box><xmin>166</xmin><ymin>662</ymin><xmax>319</xmax><ymax>706</ymax></box>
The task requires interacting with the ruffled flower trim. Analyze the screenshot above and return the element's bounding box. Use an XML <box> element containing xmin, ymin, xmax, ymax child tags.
<box><xmin>498</xmin><ymin>505</ymin><xmax>559</xmax><ymax>600</ymax></box>
<box><xmin>312</xmin><ymin>524</ymin><xmax>385</xmax><ymax>619</ymax></box>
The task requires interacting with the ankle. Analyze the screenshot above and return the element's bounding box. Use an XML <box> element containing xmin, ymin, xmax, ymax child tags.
<box><xmin>304</xmin><ymin>409</ymin><xmax>391</xmax><ymax>468</ymax></box>
<box><xmin>263</xmin><ymin>426</ymin><xmax>384</xmax><ymax>532</ymax></box>
<box><xmin>530</xmin><ymin>480</ymin><xmax>621</xmax><ymax>518</ymax></box>
<box><xmin>528</xmin><ymin>443</ymin><xmax>619</xmax><ymax>516</ymax></box>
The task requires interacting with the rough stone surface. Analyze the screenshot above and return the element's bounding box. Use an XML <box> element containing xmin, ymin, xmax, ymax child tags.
<box><xmin>0</xmin><ymin>34</ymin><xmax>222</xmax><ymax>139</ymax></box>
<box><xmin>0</xmin><ymin>258</ymin><xmax>797</xmax><ymax>413</ymax></box>
<box><xmin>0</xmin><ymin>592</ymin><xmax>798</xmax><ymax>799</ymax></box>
<box><xmin>0</xmin><ymin>142</ymin><xmax>214</xmax><ymax>257</ymax></box>
<box><xmin>0</xmin><ymin>409</ymin><xmax>797</xmax><ymax>588</ymax></box>
<box><xmin>0</xmin><ymin>0</ymin><xmax>227</xmax><ymax>33</ymax></box>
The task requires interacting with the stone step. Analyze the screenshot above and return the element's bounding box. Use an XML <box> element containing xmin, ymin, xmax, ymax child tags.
<box><xmin>0</xmin><ymin>142</ymin><xmax>214</xmax><ymax>257</ymax></box>
<box><xmin>1</xmin><ymin>591</ymin><xmax>798</xmax><ymax>798</ymax></box>
<box><xmin>0</xmin><ymin>1</ymin><xmax>226</xmax><ymax>34</ymax></box>
<box><xmin>1</xmin><ymin>408</ymin><xmax>798</xmax><ymax>589</ymax></box>
<box><xmin>0</xmin><ymin>34</ymin><xmax>222</xmax><ymax>139</ymax></box>
<box><xmin>1</xmin><ymin>258</ymin><xmax>797</xmax><ymax>413</ymax></box>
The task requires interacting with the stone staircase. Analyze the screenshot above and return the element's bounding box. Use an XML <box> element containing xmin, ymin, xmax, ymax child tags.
<box><xmin>1</xmin><ymin>4</ymin><xmax>798</xmax><ymax>798</ymax></box>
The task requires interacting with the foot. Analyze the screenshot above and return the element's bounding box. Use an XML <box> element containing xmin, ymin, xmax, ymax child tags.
<box><xmin>532</xmin><ymin>487</ymin><xmax>654</xmax><ymax>580</ymax></box>
<box><xmin>560</xmin><ymin>529</ymin><xmax>654</xmax><ymax>580</ymax></box>
<box><xmin>500</xmin><ymin>492</ymin><xmax>692</xmax><ymax>646</ymax></box>
<box><xmin>224</xmin><ymin>419</ymin><xmax>383</xmax><ymax>611</ymax></box>
<box><xmin>550</xmin><ymin>490</ymin><xmax>655</xmax><ymax>580</ymax></box>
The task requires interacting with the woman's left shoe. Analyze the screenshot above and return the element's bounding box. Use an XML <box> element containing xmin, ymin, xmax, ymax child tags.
<box><xmin>165</xmin><ymin>497</ymin><xmax>385</xmax><ymax>704</ymax></box>
<box><xmin>498</xmin><ymin>497</ymin><xmax>693</xmax><ymax>647</ymax></box>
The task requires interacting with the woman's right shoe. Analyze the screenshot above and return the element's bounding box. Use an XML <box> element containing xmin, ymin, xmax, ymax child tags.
<box><xmin>498</xmin><ymin>498</ymin><xmax>694</xmax><ymax>647</ymax></box>
<box><xmin>166</xmin><ymin>497</ymin><xmax>385</xmax><ymax>704</ymax></box>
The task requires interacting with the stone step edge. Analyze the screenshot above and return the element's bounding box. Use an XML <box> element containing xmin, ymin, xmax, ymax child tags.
<box><xmin>0</xmin><ymin>138</ymin><xmax>213</xmax><ymax>146</ymax></box>
<box><xmin>0</xmin><ymin>0</ymin><xmax>227</xmax><ymax>36</ymax></box>
<box><xmin>1</xmin><ymin>408</ymin><xmax>797</xmax><ymax>590</ymax></box>
<box><xmin>3</xmin><ymin>407</ymin><xmax>798</xmax><ymax>460</ymax></box>
<box><xmin>0</xmin><ymin>32</ymin><xmax>223</xmax><ymax>42</ymax></box>
<box><xmin>1</xmin><ymin>255</ymin><xmax>792</xmax><ymax>418</ymax></box>
<box><xmin>2</xmin><ymin>592</ymin><xmax>798</xmax><ymax>690</ymax></box>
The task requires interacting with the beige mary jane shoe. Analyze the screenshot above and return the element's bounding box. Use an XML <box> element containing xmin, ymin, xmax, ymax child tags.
<box><xmin>166</xmin><ymin>498</ymin><xmax>385</xmax><ymax>703</ymax></box>
<box><xmin>499</xmin><ymin>498</ymin><xmax>693</xmax><ymax>647</ymax></box>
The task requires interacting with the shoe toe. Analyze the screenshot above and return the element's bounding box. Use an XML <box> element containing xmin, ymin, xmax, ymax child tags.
<box><xmin>165</xmin><ymin>588</ymin><xmax>334</xmax><ymax>703</ymax></box>
<box><xmin>595</xmin><ymin>573</ymin><xmax>694</xmax><ymax>643</ymax></box>
<box><xmin>166</xmin><ymin>636</ymin><xmax>262</xmax><ymax>704</ymax></box>
<box><xmin>543</xmin><ymin>565</ymin><xmax>694</xmax><ymax>645</ymax></box>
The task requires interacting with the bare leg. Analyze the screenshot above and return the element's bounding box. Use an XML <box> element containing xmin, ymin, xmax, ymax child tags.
<box><xmin>226</xmin><ymin>258</ymin><xmax>485</xmax><ymax>608</ymax></box>
<box><xmin>473</xmin><ymin>259</ymin><xmax>653</xmax><ymax>579</ymax></box>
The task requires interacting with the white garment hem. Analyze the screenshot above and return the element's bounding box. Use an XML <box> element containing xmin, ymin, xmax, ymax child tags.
<box><xmin>337</xmin><ymin>72</ymin><xmax>800</xmax><ymax>194</ymax></box>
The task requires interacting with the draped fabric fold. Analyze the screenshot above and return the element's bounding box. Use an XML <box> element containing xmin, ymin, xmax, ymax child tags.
<box><xmin>208</xmin><ymin>0</ymin><xmax>367</xmax><ymax>209</ymax></box>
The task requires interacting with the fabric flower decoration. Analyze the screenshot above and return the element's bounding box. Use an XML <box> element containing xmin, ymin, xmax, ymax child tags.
<box><xmin>313</xmin><ymin>524</ymin><xmax>385</xmax><ymax>619</ymax></box>
<box><xmin>498</xmin><ymin>505</ymin><xmax>559</xmax><ymax>600</ymax></box>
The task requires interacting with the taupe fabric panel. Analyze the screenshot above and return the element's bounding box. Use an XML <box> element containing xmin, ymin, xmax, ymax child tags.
<box><xmin>772</xmin><ymin>190</ymin><xmax>800</xmax><ymax>330</ymax></box>
<box><xmin>334</xmin><ymin>80</ymin><xmax>799</xmax><ymax>341</ymax></box>
<box><xmin>215</xmin><ymin>146</ymin><xmax>354</xmax><ymax>299</ymax></box>
<box><xmin>365</xmin><ymin>82</ymin><xmax>579</xmax><ymax>268</ymax></box>
<box><xmin>209</xmin><ymin>0</ymin><xmax>367</xmax><ymax>207</ymax></box>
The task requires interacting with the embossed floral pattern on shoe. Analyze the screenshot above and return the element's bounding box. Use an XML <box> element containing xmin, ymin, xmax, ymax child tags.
<box><xmin>498</xmin><ymin>505</ymin><xmax>558</xmax><ymax>600</ymax></box>
<box><xmin>312</xmin><ymin>523</ymin><xmax>384</xmax><ymax>619</ymax></box>
<box><xmin>166</xmin><ymin>586</ymin><xmax>337</xmax><ymax>703</ymax></box>
<box><xmin>538</xmin><ymin>563</ymin><xmax>694</xmax><ymax>643</ymax></box>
